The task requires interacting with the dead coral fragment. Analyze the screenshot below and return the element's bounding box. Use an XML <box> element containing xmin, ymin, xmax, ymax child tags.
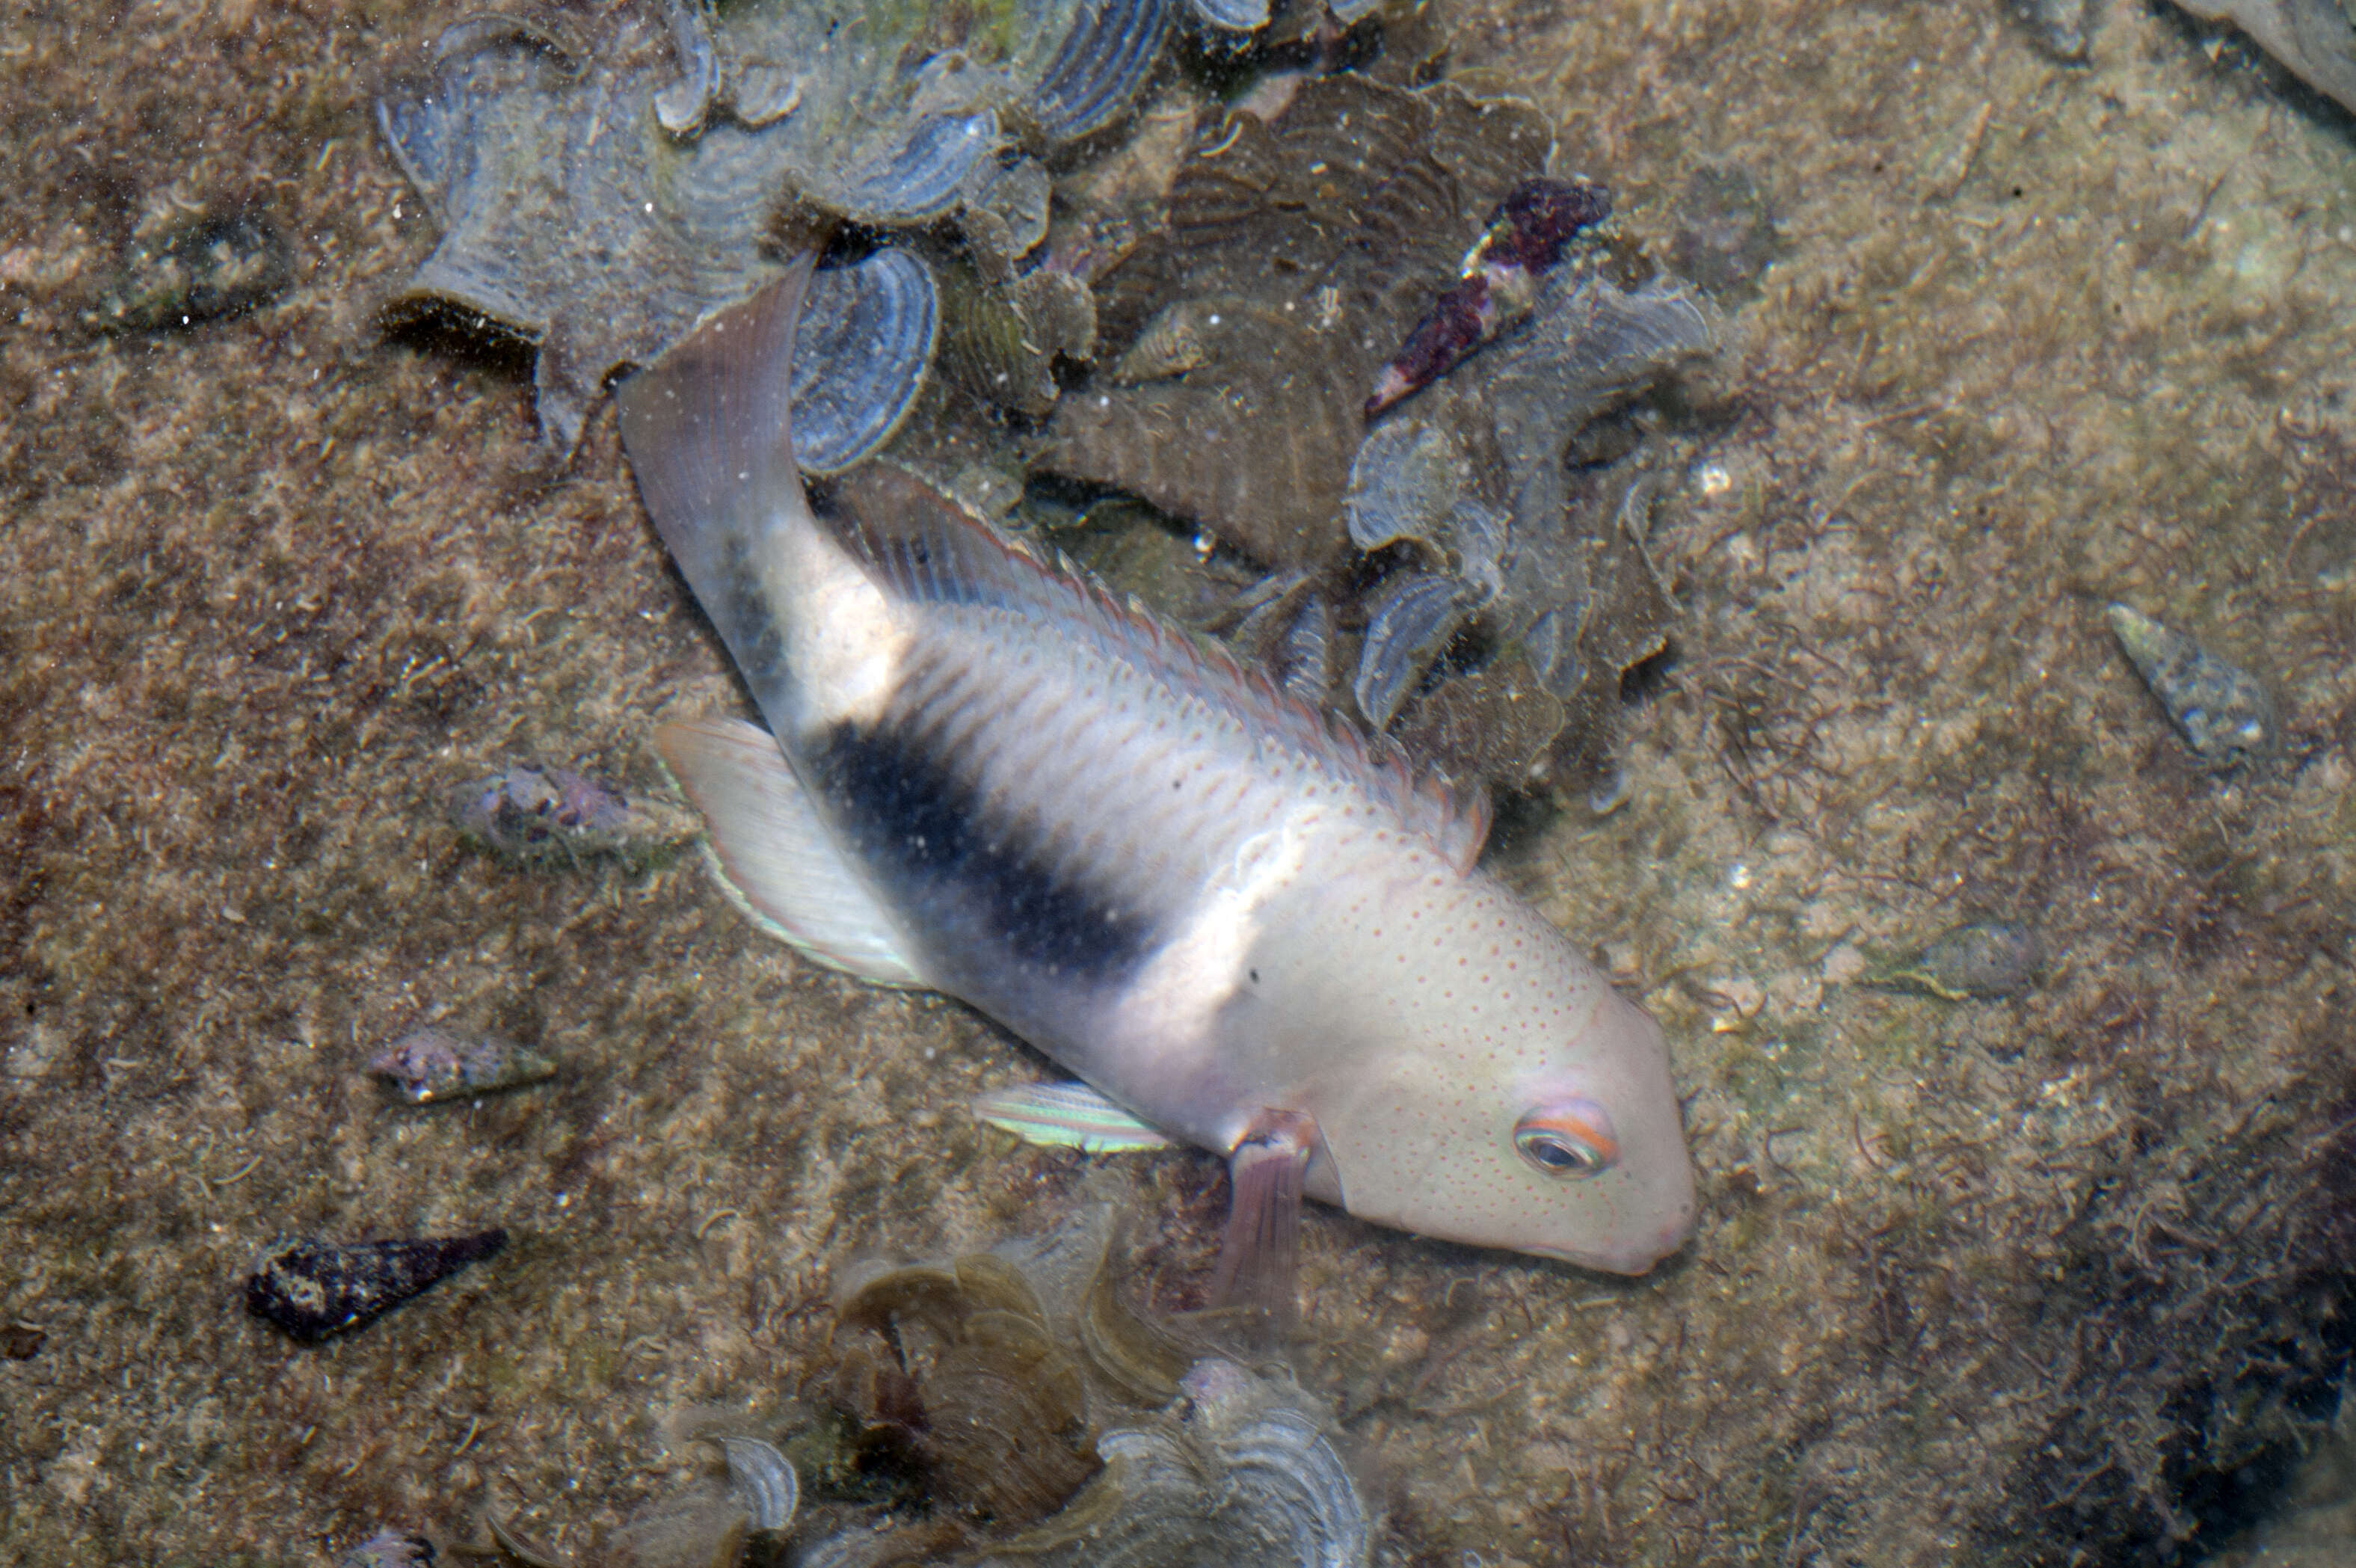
<box><xmin>245</xmin><ymin>1231</ymin><xmax>506</xmax><ymax>1343</ymax></box>
<box><xmin>368</xmin><ymin>1024</ymin><xmax>556</xmax><ymax>1104</ymax></box>
<box><xmin>375</xmin><ymin>0</ymin><xmax>1165</xmax><ymax>452</ymax></box>
<box><xmin>2105</xmin><ymin>603</ymin><xmax>2277</xmax><ymax>768</ymax></box>
<box><xmin>1040</xmin><ymin>74</ymin><xmax>1556</xmax><ymax>573</ymax></box>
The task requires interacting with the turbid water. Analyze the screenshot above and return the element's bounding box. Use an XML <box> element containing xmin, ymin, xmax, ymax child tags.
<box><xmin>5</xmin><ymin>0</ymin><xmax>2356</xmax><ymax>1564</ymax></box>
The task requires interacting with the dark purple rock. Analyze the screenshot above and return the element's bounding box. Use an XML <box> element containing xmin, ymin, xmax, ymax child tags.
<box><xmin>1484</xmin><ymin>177</ymin><xmax>1612</xmax><ymax>273</ymax></box>
<box><xmin>245</xmin><ymin>1231</ymin><xmax>506</xmax><ymax>1343</ymax></box>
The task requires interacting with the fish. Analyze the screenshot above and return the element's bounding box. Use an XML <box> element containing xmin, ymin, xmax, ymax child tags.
<box><xmin>615</xmin><ymin>262</ymin><xmax>1695</xmax><ymax>1318</ymax></box>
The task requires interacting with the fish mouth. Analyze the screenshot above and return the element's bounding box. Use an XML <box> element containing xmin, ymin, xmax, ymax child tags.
<box><xmin>1521</xmin><ymin>1216</ymin><xmax>1694</xmax><ymax>1276</ymax></box>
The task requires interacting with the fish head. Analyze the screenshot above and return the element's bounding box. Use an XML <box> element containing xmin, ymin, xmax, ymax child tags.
<box><xmin>1303</xmin><ymin>893</ymin><xmax>1696</xmax><ymax>1276</ymax></box>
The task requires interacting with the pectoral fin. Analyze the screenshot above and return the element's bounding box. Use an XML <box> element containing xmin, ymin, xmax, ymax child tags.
<box><xmin>655</xmin><ymin>716</ymin><xmax>928</xmax><ymax>989</ymax></box>
<box><xmin>1210</xmin><ymin>1108</ymin><xmax>1318</xmax><ymax>1344</ymax></box>
<box><xmin>972</xmin><ymin>1081</ymin><xmax>1177</xmax><ymax>1153</ymax></box>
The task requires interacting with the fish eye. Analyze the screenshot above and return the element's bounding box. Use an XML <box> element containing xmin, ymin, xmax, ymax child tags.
<box><xmin>1512</xmin><ymin>1100</ymin><xmax>1619</xmax><ymax>1179</ymax></box>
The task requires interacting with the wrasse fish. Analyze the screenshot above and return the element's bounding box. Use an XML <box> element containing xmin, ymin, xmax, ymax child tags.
<box><xmin>1365</xmin><ymin>176</ymin><xmax>1613</xmax><ymax>418</ymax></box>
<box><xmin>618</xmin><ymin>262</ymin><xmax>1694</xmax><ymax>1316</ymax></box>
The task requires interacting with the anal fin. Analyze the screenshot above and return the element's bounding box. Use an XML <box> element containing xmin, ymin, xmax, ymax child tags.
<box><xmin>655</xmin><ymin>716</ymin><xmax>927</xmax><ymax>989</ymax></box>
<box><xmin>1210</xmin><ymin>1108</ymin><xmax>1317</xmax><ymax>1347</ymax></box>
<box><xmin>973</xmin><ymin>1081</ymin><xmax>1176</xmax><ymax>1153</ymax></box>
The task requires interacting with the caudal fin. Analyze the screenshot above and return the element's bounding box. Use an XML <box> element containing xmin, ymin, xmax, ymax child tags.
<box><xmin>615</xmin><ymin>259</ymin><xmax>814</xmax><ymax>613</ymax></box>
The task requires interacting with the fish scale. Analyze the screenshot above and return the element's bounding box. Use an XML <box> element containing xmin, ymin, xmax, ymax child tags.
<box><xmin>618</xmin><ymin>261</ymin><xmax>1696</xmax><ymax>1315</ymax></box>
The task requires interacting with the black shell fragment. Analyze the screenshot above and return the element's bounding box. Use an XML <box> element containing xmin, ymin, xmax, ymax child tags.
<box><xmin>245</xmin><ymin>1231</ymin><xmax>506</xmax><ymax>1343</ymax></box>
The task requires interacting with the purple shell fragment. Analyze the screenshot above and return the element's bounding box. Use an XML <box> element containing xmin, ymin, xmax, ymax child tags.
<box><xmin>368</xmin><ymin>1025</ymin><xmax>555</xmax><ymax>1104</ymax></box>
<box><xmin>1366</xmin><ymin>176</ymin><xmax>1612</xmax><ymax>416</ymax></box>
<box><xmin>448</xmin><ymin>763</ymin><xmax>694</xmax><ymax>865</ymax></box>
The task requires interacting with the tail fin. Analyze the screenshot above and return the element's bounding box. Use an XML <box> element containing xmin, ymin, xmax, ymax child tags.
<box><xmin>616</xmin><ymin>259</ymin><xmax>815</xmax><ymax>618</ymax></box>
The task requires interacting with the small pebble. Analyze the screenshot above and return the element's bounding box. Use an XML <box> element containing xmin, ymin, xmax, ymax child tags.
<box><xmin>2106</xmin><ymin>603</ymin><xmax>2277</xmax><ymax>769</ymax></box>
<box><xmin>90</xmin><ymin>209</ymin><xmax>291</xmax><ymax>333</ymax></box>
<box><xmin>369</xmin><ymin>1025</ymin><xmax>556</xmax><ymax>1104</ymax></box>
<box><xmin>2013</xmin><ymin>0</ymin><xmax>2092</xmax><ymax>61</ymax></box>
<box><xmin>246</xmin><ymin>1231</ymin><xmax>507</xmax><ymax>1343</ymax></box>
<box><xmin>337</xmin><ymin>1528</ymin><xmax>437</xmax><ymax>1568</ymax></box>
<box><xmin>1670</xmin><ymin>164</ymin><xmax>1780</xmax><ymax>295</ymax></box>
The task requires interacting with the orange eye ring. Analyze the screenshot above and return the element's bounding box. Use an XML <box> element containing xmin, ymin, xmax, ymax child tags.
<box><xmin>1513</xmin><ymin>1100</ymin><xmax>1619</xmax><ymax>1178</ymax></box>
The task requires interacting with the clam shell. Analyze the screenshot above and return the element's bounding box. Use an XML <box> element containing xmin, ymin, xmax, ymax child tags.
<box><xmin>716</xmin><ymin>0</ymin><xmax>1166</xmax><ymax>227</ymax></box>
<box><xmin>1031</xmin><ymin>0</ymin><xmax>1177</xmax><ymax>142</ymax></box>
<box><xmin>1044</xmin><ymin>301</ymin><xmax>1358</xmax><ymax>568</ymax></box>
<box><xmin>1184</xmin><ymin>1360</ymin><xmax>1371</xmax><ymax>1568</ymax></box>
<box><xmin>1205</xmin><ymin>1405</ymin><xmax>1368</xmax><ymax>1568</ymax></box>
<box><xmin>1480</xmin><ymin>272</ymin><xmax>1714</xmax><ymax>634</ymax></box>
<box><xmin>962</xmin><ymin>157</ymin><xmax>1056</xmax><ymax>283</ymax></box>
<box><xmin>653</xmin><ymin>0</ymin><xmax>722</xmax><ymax>135</ymax></box>
<box><xmin>794</xmin><ymin>250</ymin><xmax>940</xmax><ymax>476</ymax></box>
<box><xmin>336</xmin><ymin>1529</ymin><xmax>436</xmax><ymax>1568</ymax></box>
<box><xmin>1345</xmin><ymin>417</ymin><xmax>1468</xmax><ymax>554</ymax></box>
<box><xmin>833</xmin><ymin>1251</ymin><xmax>1101</xmax><ymax>1528</ymax></box>
<box><xmin>1353</xmin><ymin>570</ymin><xmax>1474</xmax><ymax>730</ymax></box>
<box><xmin>941</xmin><ymin>262</ymin><xmax>1095</xmax><ymax>419</ymax></box>
<box><xmin>1183</xmin><ymin>0</ymin><xmax>1270</xmax><ymax>32</ymax></box>
<box><xmin>1075</xmin><ymin>1245</ymin><xmax>1193</xmax><ymax>1409</ymax></box>
<box><xmin>1224</xmin><ymin>571</ymin><xmax>1336</xmax><ymax>706</ymax></box>
<box><xmin>974</xmin><ymin>1425</ymin><xmax>1216</xmax><ymax>1566</ymax></box>
<box><xmin>716</xmin><ymin>1436</ymin><xmax>800</xmax><ymax>1532</ymax></box>
<box><xmin>1044</xmin><ymin>76</ymin><xmax>1554</xmax><ymax>572</ymax></box>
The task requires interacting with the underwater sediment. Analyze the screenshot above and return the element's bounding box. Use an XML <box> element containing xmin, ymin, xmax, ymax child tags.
<box><xmin>7</xmin><ymin>0</ymin><xmax>2356</xmax><ymax>1564</ymax></box>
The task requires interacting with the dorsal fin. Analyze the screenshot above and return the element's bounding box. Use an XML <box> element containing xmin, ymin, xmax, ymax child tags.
<box><xmin>828</xmin><ymin>463</ymin><xmax>1493</xmax><ymax>873</ymax></box>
